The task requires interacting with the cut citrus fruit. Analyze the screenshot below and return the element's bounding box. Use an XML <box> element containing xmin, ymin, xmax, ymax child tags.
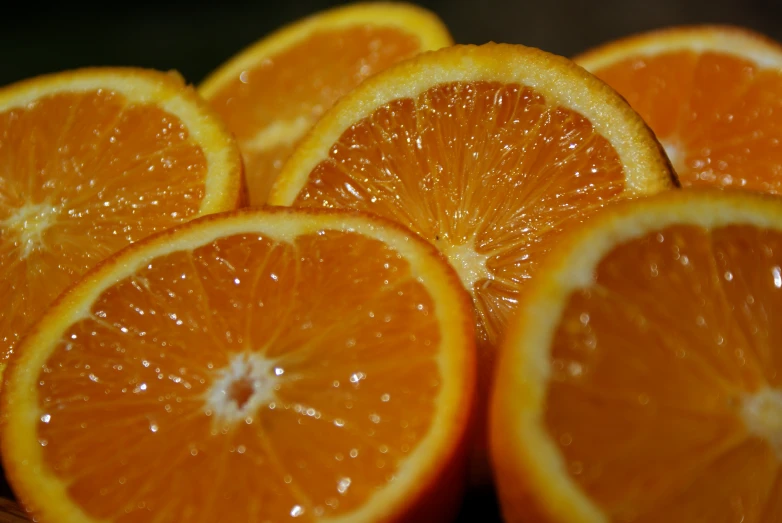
<box><xmin>268</xmin><ymin>43</ymin><xmax>676</xmax><ymax>476</ymax></box>
<box><xmin>1</xmin><ymin>207</ymin><xmax>475</xmax><ymax>522</ymax></box>
<box><xmin>491</xmin><ymin>189</ymin><xmax>782</xmax><ymax>522</ymax></box>
<box><xmin>0</xmin><ymin>68</ymin><xmax>243</xmax><ymax>378</ymax></box>
<box><xmin>199</xmin><ymin>2</ymin><xmax>452</xmax><ymax>206</ymax></box>
<box><xmin>576</xmin><ymin>25</ymin><xmax>782</xmax><ymax>193</ymax></box>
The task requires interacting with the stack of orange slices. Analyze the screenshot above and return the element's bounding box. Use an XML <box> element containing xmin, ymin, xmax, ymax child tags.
<box><xmin>199</xmin><ymin>3</ymin><xmax>453</xmax><ymax>206</ymax></box>
<box><xmin>268</xmin><ymin>41</ymin><xmax>675</xmax><ymax>477</ymax></box>
<box><xmin>0</xmin><ymin>5</ymin><xmax>477</xmax><ymax>522</ymax></box>
<box><xmin>2</xmin><ymin>4</ymin><xmax>782</xmax><ymax>523</ymax></box>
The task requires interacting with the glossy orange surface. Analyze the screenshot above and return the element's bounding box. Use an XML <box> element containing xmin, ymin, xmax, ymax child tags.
<box><xmin>594</xmin><ymin>51</ymin><xmax>782</xmax><ymax>192</ymax></box>
<box><xmin>291</xmin><ymin>80</ymin><xmax>627</xmax><ymax>437</ymax></box>
<box><xmin>33</xmin><ymin>230</ymin><xmax>446</xmax><ymax>521</ymax></box>
<box><xmin>207</xmin><ymin>27</ymin><xmax>422</xmax><ymax>204</ymax></box>
<box><xmin>547</xmin><ymin>224</ymin><xmax>782</xmax><ymax>521</ymax></box>
<box><xmin>0</xmin><ymin>90</ymin><xmax>207</xmax><ymax>365</ymax></box>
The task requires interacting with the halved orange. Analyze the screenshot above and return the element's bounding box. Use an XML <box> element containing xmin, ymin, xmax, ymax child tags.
<box><xmin>491</xmin><ymin>190</ymin><xmax>782</xmax><ymax>522</ymax></box>
<box><xmin>1</xmin><ymin>207</ymin><xmax>475</xmax><ymax>522</ymax></box>
<box><xmin>199</xmin><ymin>2</ymin><xmax>452</xmax><ymax>205</ymax></box>
<box><xmin>0</xmin><ymin>68</ymin><xmax>244</xmax><ymax>377</ymax></box>
<box><xmin>268</xmin><ymin>43</ymin><xmax>676</xmax><ymax>477</ymax></box>
<box><xmin>576</xmin><ymin>25</ymin><xmax>782</xmax><ymax>193</ymax></box>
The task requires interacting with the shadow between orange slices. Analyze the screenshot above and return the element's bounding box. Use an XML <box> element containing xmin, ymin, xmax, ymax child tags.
<box><xmin>268</xmin><ymin>42</ymin><xmax>677</xmax><ymax>480</ymax></box>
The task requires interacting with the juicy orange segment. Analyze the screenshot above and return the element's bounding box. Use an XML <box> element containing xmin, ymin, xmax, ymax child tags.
<box><xmin>199</xmin><ymin>2</ymin><xmax>452</xmax><ymax>205</ymax></box>
<box><xmin>576</xmin><ymin>26</ymin><xmax>782</xmax><ymax>193</ymax></box>
<box><xmin>491</xmin><ymin>190</ymin><xmax>782</xmax><ymax>523</ymax></box>
<box><xmin>285</xmin><ymin>80</ymin><xmax>629</xmax><ymax>344</ymax></box>
<box><xmin>269</xmin><ymin>43</ymin><xmax>675</xmax><ymax>476</ymax></box>
<box><xmin>1</xmin><ymin>208</ymin><xmax>475</xmax><ymax>523</ymax></box>
<box><xmin>0</xmin><ymin>68</ymin><xmax>243</xmax><ymax>375</ymax></box>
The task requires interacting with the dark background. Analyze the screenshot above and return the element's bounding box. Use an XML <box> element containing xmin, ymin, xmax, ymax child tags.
<box><xmin>1</xmin><ymin>0</ymin><xmax>781</xmax><ymax>88</ymax></box>
<box><xmin>0</xmin><ymin>0</ymin><xmax>780</xmax><ymax>520</ymax></box>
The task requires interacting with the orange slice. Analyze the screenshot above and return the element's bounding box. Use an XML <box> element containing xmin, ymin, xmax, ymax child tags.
<box><xmin>268</xmin><ymin>43</ymin><xmax>676</xmax><ymax>477</ymax></box>
<box><xmin>575</xmin><ymin>25</ymin><xmax>782</xmax><ymax>193</ymax></box>
<box><xmin>1</xmin><ymin>208</ymin><xmax>475</xmax><ymax>522</ymax></box>
<box><xmin>199</xmin><ymin>2</ymin><xmax>452</xmax><ymax>206</ymax></box>
<box><xmin>491</xmin><ymin>190</ymin><xmax>782</xmax><ymax>522</ymax></box>
<box><xmin>0</xmin><ymin>68</ymin><xmax>244</xmax><ymax>377</ymax></box>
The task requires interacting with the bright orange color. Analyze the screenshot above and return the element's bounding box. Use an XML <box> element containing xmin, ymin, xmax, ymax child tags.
<box><xmin>0</xmin><ymin>68</ymin><xmax>243</xmax><ymax>375</ymax></box>
<box><xmin>1</xmin><ymin>209</ymin><xmax>475</xmax><ymax>523</ymax></box>
<box><xmin>576</xmin><ymin>26</ymin><xmax>782</xmax><ymax>193</ymax></box>
<box><xmin>269</xmin><ymin>43</ymin><xmax>675</xmax><ymax>478</ymax></box>
<box><xmin>289</xmin><ymin>81</ymin><xmax>625</xmax><ymax>350</ymax></box>
<box><xmin>492</xmin><ymin>190</ymin><xmax>782</xmax><ymax>523</ymax></box>
<box><xmin>199</xmin><ymin>3</ymin><xmax>452</xmax><ymax>205</ymax></box>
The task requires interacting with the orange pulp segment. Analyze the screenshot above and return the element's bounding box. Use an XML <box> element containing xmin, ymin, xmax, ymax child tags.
<box><xmin>269</xmin><ymin>43</ymin><xmax>675</xmax><ymax>476</ymax></box>
<box><xmin>576</xmin><ymin>25</ymin><xmax>782</xmax><ymax>193</ymax></box>
<box><xmin>0</xmin><ymin>68</ymin><xmax>243</xmax><ymax>376</ymax></box>
<box><xmin>199</xmin><ymin>2</ymin><xmax>453</xmax><ymax>205</ymax></box>
<box><xmin>492</xmin><ymin>190</ymin><xmax>782</xmax><ymax>523</ymax></box>
<box><xmin>1</xmin><ymin>208</ymin><xmax>475</xmax><ymax>523</ymax></box>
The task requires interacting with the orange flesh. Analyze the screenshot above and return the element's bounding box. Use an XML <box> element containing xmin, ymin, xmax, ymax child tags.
<box><xmin>547</xmin><ymin>224</ymin><xmax>782</xmax><ymax>522</ymax></box>
<box><xmin>207</xmin><ymin>26</ymin><xmax>422</xmax><ymax>205</ymax></box>
<box><xmin>593</xmin><ymin>51</ymin><xmax>782</xmax><ymax>193</ymax></box>
<box><xmin>34</xmin><ymin>230</ymin><xmax>441</xmax><ymax>521</ymax></box>
<box><xmin>0</xmin><ymin>91</ymin><xmax>206</xmax><ymax>365</ymax></box>
<box><xmin>292</xmin><ymin>81</ymin><xmax>626</xmax><ymax>426</ymax></box>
